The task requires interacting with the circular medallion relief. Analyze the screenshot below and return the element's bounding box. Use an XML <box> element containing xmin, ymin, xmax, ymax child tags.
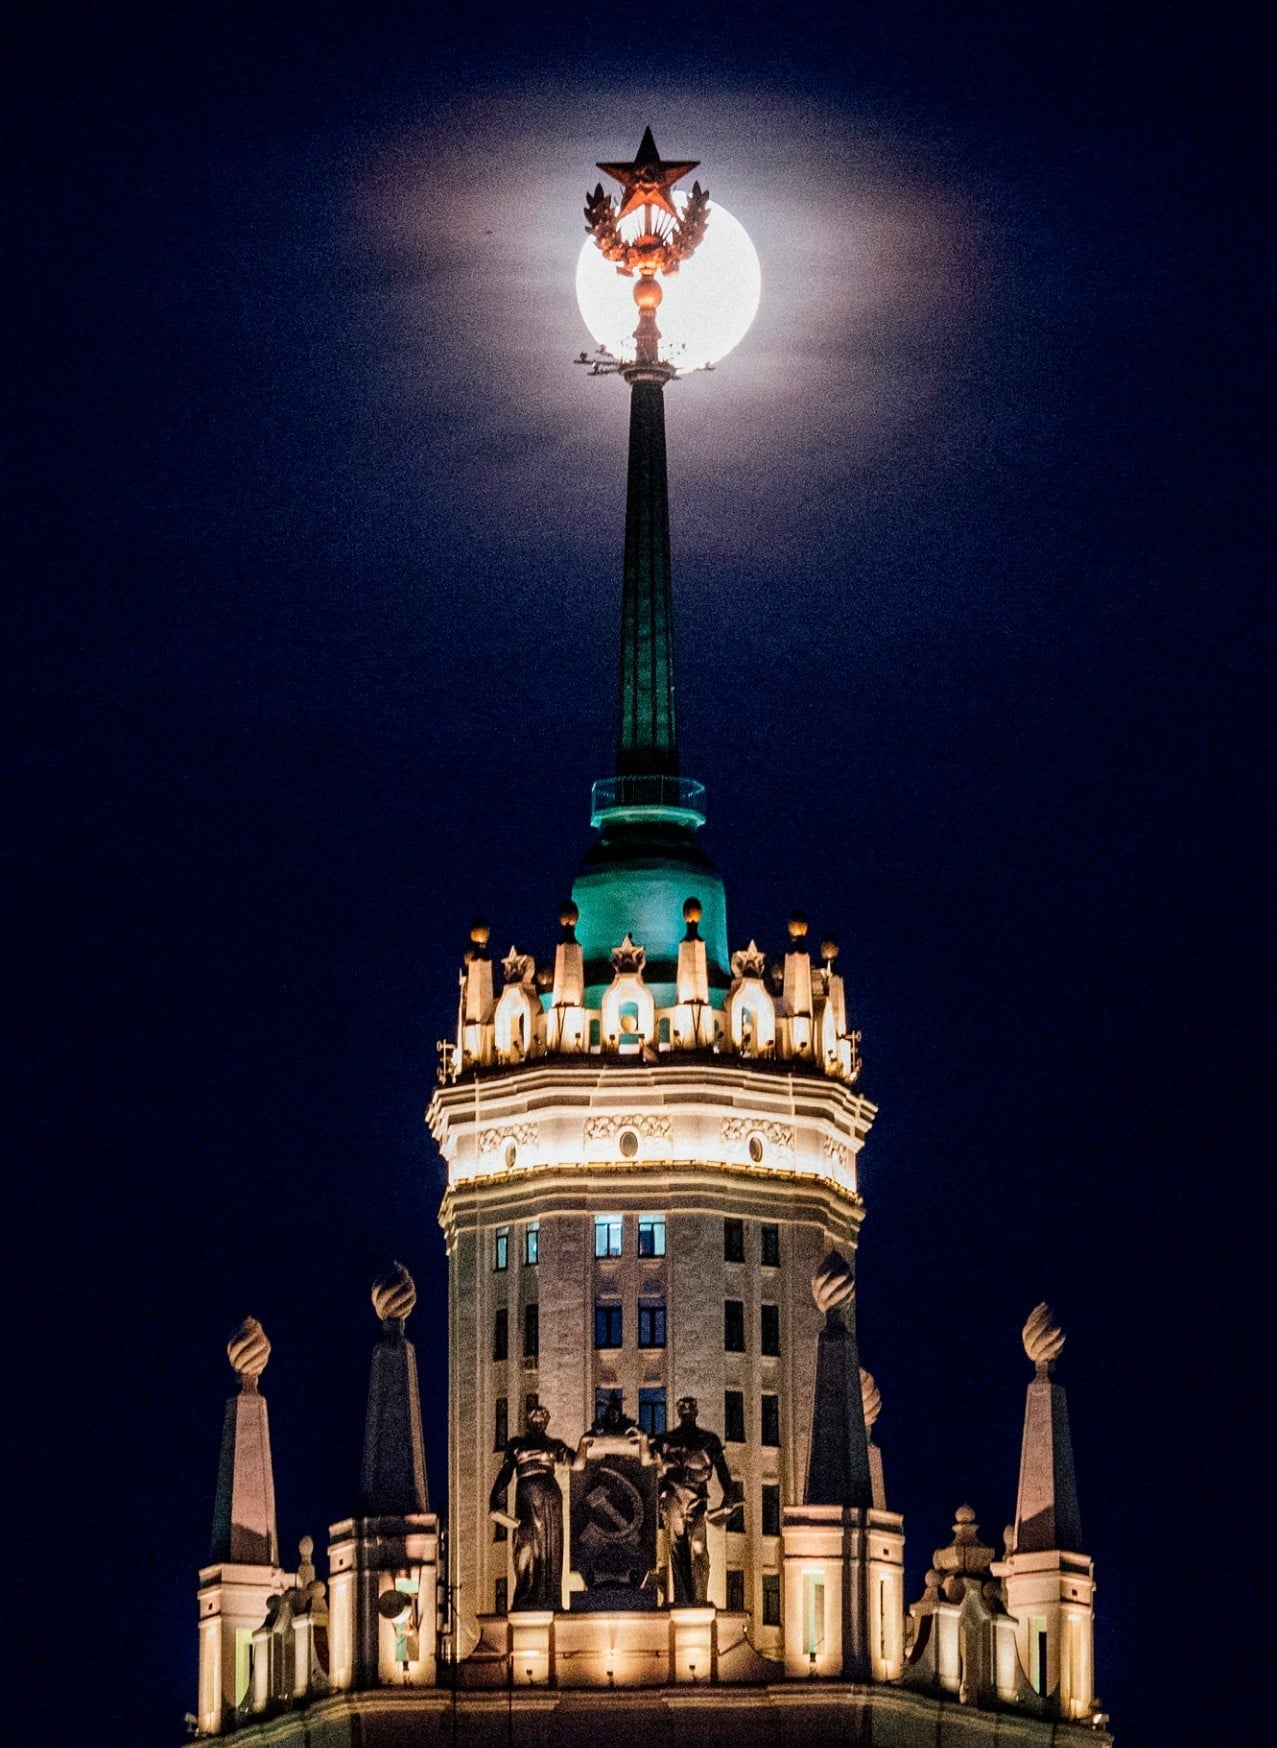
<box><xmin>618</xmin><ymin>1129</ymin><xmax>640</xmax><ymax>1159</ymax></box>
<box><xmin>748</xmin><ymin>1133</ymin><xmax>765</xmax><ymax>1164</ymax></box>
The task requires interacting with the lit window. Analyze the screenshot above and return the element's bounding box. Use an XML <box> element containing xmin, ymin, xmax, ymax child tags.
<box><xmin>762</xmin><ymin>1483</ymin><xmax>781</xmax><ymax>1536</ymax></box>
<box><xmin>524</xmin><ymin>1223</ymin><xmax>539</xmax><ymax>1266</ymax></box>
<box><xmin>724</xmin><ymin>1389</ymin><xmax>745</xmax><ymax>1443</ymax></box>
<box><xmin>494</xmin><ymin>1227</ymin><xmax>509</xmax><ymax>1271</ymax></box>
<box><xmin>724</xmin><ymin>1218</ymin><xmax>745</xmax><ymax>1262</ymax></box>
<box><xmin>492</xmin><ymin>1308</ymin><xmax>508</xmax><ymax>1362</ymax></box>
<box><xmin>726</xmin><ymin>1569</ymin><xmax>745</xmax><ymax>1613</ymax></box>
<box><xmin>638</xmin><ymin>1387</ymin><xmax>667</xmax><ymax>1435</ymax></box>
<box><xmin>762</xmin><ymin>1572</ymin><xmax>781</xmax><ymax>1626</ymax></box>
<box><xmin>524</xmin><ymin>1303</ymin><xmax>539</xmax><ymax>1358</ymax></box>
<box><xmin>594</xmin><ymin>1301</ymin><xmax>623</xmax><ymax>1347</ymax></box>
<box><xmin>761</xmin><ymin>1224</ymin><xmax>780</xmax><ymax>1267</ymax></box>
<box><xmin>494</xmin><ymin>1396</ymin><xmax>508</xmax><ymax>1450</ymax></box>
<box><xmin>637</xmin><ymin>1214</ymin><xmax>666</xmax><ymax>1257</ymax></box>
<box><xmin>761</xmin><ymin>1394</ymin><xmax>780</xmax><ymax>1446</ymax></box>
<box><xmin>803</xmin><ymin>1572</ymin><xmax>825</xmax><ymax>1657</ymax></box>
<box><xmin>638</xmin><ymin>1299</ymin><xmax>666</xmax><ymax>1348</ymax></box>
<box><xmin>594</xmin><ymin>1214</ymin><xmax>623</xmax><ymax>1257</ymax></box>
<box><xmin>761</xmin><ymin>1304</ymin><xmax>780</xmax><ymax>1355</ymax></box>
<box><xmin>724</xmin><ymin>1299</ymin><xmax>745</xmax><ymax>1351</ymax></box>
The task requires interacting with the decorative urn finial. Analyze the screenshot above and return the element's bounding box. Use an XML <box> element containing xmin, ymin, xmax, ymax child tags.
<box><xmin>860</xmin><ymin>1365</ymin><xmax>882</xmax><ymax>1433</ymax></box>
<box><xmin>811</xmin><ymin>1249</ymin><xmax>856</xmax><ymax>1316</ymax></box>
<box><xmin>788</xmin><ymin>910</ymin><xmax>809</xmax><ymax>942</ymax></box>
<box><xmin>1022</xmin><ymin>1301</ymin><xmax>1066</xmax><ymax>1373</ymax></box>
<box><xmin>227</xmin><ymin>1316</ymin><xmax>270</xmax><ymax>1390</ymax></box>
<box><xmin>372</xmin><ymin>1261</ymin><xmax>417</xmax><ymax>1329</ymax></box>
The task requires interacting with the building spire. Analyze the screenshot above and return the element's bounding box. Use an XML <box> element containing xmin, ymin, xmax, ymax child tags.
<box><xmin>804</xmin><ymin>1250</ymin><xmax>873</xmax><ymax>1509</ymax></box>
<box><xmin>359</xmin><ymin>1261</ymin><xmax>430</xmax><ymax>1515</ymax></box>
<box><xmin>211</xmin><ymin>1315</ymin><xmax>279</xmax><ymax>1565</ymax></box>
<box><xmin>616</xmin><ymin>368</ymin><xmax>679</xmax><ymax>780</ymax></box>
<box><xmin>1013</xmin><ymin>1302</ymin><xmax>1082</xmax><ymax>1553</ymax></box>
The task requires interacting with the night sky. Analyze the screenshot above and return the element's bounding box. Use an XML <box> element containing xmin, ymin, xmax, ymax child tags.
<box><xmin>11</xmin><ymin>5</ymin><xmax>1268</xmax><ymax>1744</ymax></box>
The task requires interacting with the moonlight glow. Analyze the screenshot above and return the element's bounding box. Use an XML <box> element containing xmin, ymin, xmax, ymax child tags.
<box><xmin>576</xmin><ymin>195</ymin><xmax>761</xmax><ymax>372</ymax></box>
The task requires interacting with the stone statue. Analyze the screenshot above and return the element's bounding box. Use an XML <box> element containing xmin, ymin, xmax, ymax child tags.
<box><xmin>653</xmin><ymin>1396</ymin><xmax>737</xmax><ymax>1606</ymax></box>
<box><xmin>489</xmin><ymin>1405</ymin><xmax>575</xmax><ymax>1611</ymax></box>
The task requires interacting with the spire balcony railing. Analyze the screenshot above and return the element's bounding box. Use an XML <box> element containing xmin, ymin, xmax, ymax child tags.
<box><xmin>590</xmin><ymin>774</ymin><xmax>706</xmax><ymax>828</ymax></box>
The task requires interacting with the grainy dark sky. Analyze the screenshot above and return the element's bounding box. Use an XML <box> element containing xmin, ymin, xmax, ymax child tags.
<box><xmin>10</xmin><ymin>4</ymin><xmax>1267</xmax><ymax>1744</ymax></box>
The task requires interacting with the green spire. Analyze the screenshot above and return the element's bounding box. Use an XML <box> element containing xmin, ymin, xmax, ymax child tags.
<box><xmin>616</xmin><ymin>375</ymin><xmax>678</xmax><ymax>779</ymax></box>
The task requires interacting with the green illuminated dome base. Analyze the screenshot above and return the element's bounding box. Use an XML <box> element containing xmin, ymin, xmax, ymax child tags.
<box><xmin>573</xmin><ymin>777</ymin><xmax>729</xmax><ymax>1007</ymax></box>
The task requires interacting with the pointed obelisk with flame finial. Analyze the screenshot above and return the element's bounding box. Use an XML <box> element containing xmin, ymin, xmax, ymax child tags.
<box><xmin>197</xmin><ymin>1317</ymin><xmax>292</xmax><ymax>1734</ymax></box>
<box><xmin>327</xmin><ymin>1263</ymin><xmax>438</xmax><ymax>1693</ymax></box>
<box><xmin>994</xmin><ymin>1304</ymin><xmax>1097</xmax><ymax>1721</ymax></box>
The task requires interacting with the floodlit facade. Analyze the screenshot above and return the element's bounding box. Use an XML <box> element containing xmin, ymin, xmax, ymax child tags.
<box><xmin>190</xmin><ymin>132</ymin><xmax>1112</xmax><ymax>1747</ymax></box>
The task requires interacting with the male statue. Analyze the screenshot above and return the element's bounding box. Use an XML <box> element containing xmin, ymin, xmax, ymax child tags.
<box><xmin>488</xmin><ymin>1404</ymin><xmax>575</xmax><ymax>1611</ymax></box>
<box><xmin>653</xmin><ymin>1395</ymin><xmax>738</xmax><ymax>1605</ymax></box>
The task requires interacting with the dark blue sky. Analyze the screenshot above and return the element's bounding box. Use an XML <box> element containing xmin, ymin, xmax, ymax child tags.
<box><xmin>11</xmin><ymin>4</ymin><xmax>1268</xmax><ymax>1744</ymax></box>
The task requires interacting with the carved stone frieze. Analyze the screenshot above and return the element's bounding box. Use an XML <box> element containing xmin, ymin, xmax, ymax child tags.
<box><xmin>478</xmin><ymin>1122</ymin><xmax>540</xmax><ymax>1154</ymax></box>
<box><xmin>583</xmin><ymin>1113</ymin><xmax>672</xmax><ymax>1142</ymax></box>
<box><xmin>720</xmin><ymin>1117</ymin><xmax>794</xmax><ymax>1154</ymax></box>
<box><xmin>821</xmin><ymin>1134</ymin><xmax>853</xmax><ymax>1171</ymax></box>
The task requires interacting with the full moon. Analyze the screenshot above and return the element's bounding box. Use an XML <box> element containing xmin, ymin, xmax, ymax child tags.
<box><xmin>576</xmin><ymin>195</ymin><xmax>761</xmax><ymax>373</ymax></box>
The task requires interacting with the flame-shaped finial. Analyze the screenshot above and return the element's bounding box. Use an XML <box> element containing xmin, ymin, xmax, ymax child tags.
<box><xmin>812</xmin><ymin>1249</ymin><xmax>855</xmax><ymax>1314</ymax></box>
<box><xmin>1022</xmin><ymin>1301</ymin><xmax>1065</xmax><ymax>1369</ymax></box>
<box><xmin>372</xmin><ymin>1260</ymin><xmax>417</xmax><ymax>1325</ymax></box>
<box><xmin>860</xmin><ymin>1365</ymin><xmax>882</xmax><ymax>1432</ymax></box>
<box><xmin>227</xmin><ymin>1316</ymin><xmax>270</xmax><ymax>1386</ymax></box>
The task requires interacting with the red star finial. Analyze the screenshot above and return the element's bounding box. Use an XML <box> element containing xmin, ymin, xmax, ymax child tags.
<box><xmin>596</xmin><ymin>127</ymin><xmax>700</xmax><ymax>223</ymax></box>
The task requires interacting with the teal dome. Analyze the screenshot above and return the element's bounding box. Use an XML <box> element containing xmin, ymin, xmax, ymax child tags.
<box><xmin>572</xmin><ymin>816</ymin><xmax>729</xmax><ymax>1008</ymax></box>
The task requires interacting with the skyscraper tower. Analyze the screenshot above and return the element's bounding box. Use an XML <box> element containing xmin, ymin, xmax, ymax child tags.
<box><xmin>428</xmin><ymin>129</ymin><xmax>877</xmax><ymax>1659</ymax></box>
<box><xmin>191</xmin><ymin>132</ymin><xmax>1108</xmax><ymax>1744</ymax></box>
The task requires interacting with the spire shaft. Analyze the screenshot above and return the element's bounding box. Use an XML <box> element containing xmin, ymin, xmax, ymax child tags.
<box><xmin>616</xmin><ymin>375</ymin><xmax>678</xmax><ymax>780</ymax></box>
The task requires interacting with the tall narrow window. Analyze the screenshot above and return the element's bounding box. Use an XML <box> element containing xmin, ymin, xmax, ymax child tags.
<box><xmin>637</xmin><ymin>1214</ymin><xmax>666</xmax><ymax>1257</ymax></box>
<box><xmin>726</xmin><ymin>1569</ymin><xmax>745</xmax><ymax>1613</ymax></box>
<box><xmin>726</xmin><ymin>1498</ymin><xmax>745</xmax><ymax>1533</ymax></box>
<box><xmin>494</xmin><ymin>1576</ymin><xmax>508</xmax><ymax>1615</ymax></box>
<box><xmin>803</xmin><ymin>1572</ymin><xmax>825</xmax><ymax>1656</ymax></box>
<box><xmin>879</xmin><ymin>1575</ymin><xmax>889</xmax><ymax>1659</ymax></box>
<box><xmin>761</xmin><ymin>1483</ymin><xmax>781</xmax><ymax>1537</ymax></box>
<box><xmin>724</xmin><ymin>1299</ymin><xmax>745</xmax><ymax>1351</ymax></box>
<box><xmin>761</xmin><ymin>1223</ymin><xmax>780</xmax><ymax>1267</ymax></box>
<box><xmin>761</xmin><ymin>1304</ymin><xmax>780</xmax><ymax>1355</ymax></box>
<box><xmin>594</xmin><ymin>1214</ymin><xmax>623</xmax><ymax>1257</ymax></box>
<box><xmin>494</xmin><ymin>1396</ymin><xmax>508</xmax><ymax>1451</ymax></box>
<box><xmin>724</xmin><ymin>1218</ymin><xmax>745</xmax><ymax>1262</ymax></box>
<box><xmin>638</xmin><ymin>1299</ymin><xmax>666</xmax><ymax>1348</ymax></box>
<box><xmin>524</xmin><ymin>1223</ymin><xmax>540</xmax><ymax>1266</ymax></box>
<box><xmin>492</xmin><ymin>1308</ymin><xmax>508</xmax><ymax>1362</ymax></box>
<box><xmin>1031</xmin><ymin>1617</ymin><xmax>1048</xmax><ymax>1694</ymax></box>
<box><xmin>762</xmin><ymin>1573</ymin><xmax>781</xmax><ymax>1627</ymax></box>
<box><xmin>494</xmin><ymin>1227</ymin><xmax>509</xmax><ymax>1271</ymax></box>
<box><xmin>594</xmin><ymin>1301</ymin><xmax>623</xmax><ymax>1347</ymax></box>
<box><xmin>523</xmin><ymin>1302</ymin><xmax>539</xmax><ymax>1359</ymax></box>
<box><xmin>724</xmin><ymin>1389</ymin><xmax>746</xmax><ymax>1443</ymax></box>
<box><xmin>761</xmin><ymin>1394</ymin><xmax>780</xmax><ymax>1446</ymax></box>
<box><xmin>525</xmin><ymin>1392</ymin><xmax>539</xmax><ymax>1419</ymax></box>
<box><xmin>638</xmin><ymin>1386</ymin><xmax>667</xmax><ymax>1435</ymax></box>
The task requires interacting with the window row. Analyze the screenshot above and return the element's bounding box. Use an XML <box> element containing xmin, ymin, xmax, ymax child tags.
<box><xmin>493</xmin><ymin>1223</ymin><xmax>539</xmax><ymax>1271</ymax></box>
<box><xmin>724</xmin><ymin>1299</ymin><xmax>781</xmax><ymax>1354</ymax></box>
<box><xmin>493</xmin><ymin>1216</ymin><xmax>780</xmax><ymax>1269</ymax></box>
<box><xmin>491</xmin><ymin>1387</ymin><xmax>669</xmax><ymax>1450</ymax></box>
<box><xmin>593</xmin><ymin>1213</ymin><xmax>666</xmax><ymax>1258</ymax></box>
<box><xmin>593</xmin><ymin>1298</ymin><xmax>666</xmax><ymax>1348</ymax></box>
<box><xmin>724</xmin><ymin>1218</ymin><xmax>780</xmax><ymax>1267</ymax></box>
<box><xmin>492</xmin><ymin>1304</ymin><xmax>539</xmax><ymax>1362</ymax></box>
<box><xmin>724</xmin><ymin>1388</ymin><xmax>781</xmax><ymax>1447</ymax></box>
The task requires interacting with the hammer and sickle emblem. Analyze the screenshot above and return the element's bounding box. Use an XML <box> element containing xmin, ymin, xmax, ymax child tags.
<box><xmin>580</xmin><ymin>1466</ymin><xmax>643</xmax><ymax>1547</ymax></box>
